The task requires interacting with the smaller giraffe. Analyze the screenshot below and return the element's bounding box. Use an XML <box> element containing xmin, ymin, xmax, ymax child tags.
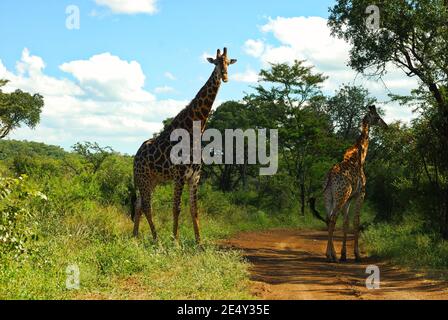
<box><xmin>310</xmin><ymin>105</ymin><xmax>387</xmax><ymax>262</ymax></box>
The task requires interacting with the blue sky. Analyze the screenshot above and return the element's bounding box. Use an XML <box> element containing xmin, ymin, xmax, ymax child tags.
<box><xmin>0</xmin><ymin>0</ymin><xmax>417</xmax><ymax>154</ymax></box>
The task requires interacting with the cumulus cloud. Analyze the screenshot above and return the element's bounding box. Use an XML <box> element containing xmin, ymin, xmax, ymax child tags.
<box><xmin>94</xmin><ymin>0</ymin><xmax>158</xmax><ymax>15</ymax></box>
<box><xmin>248</xmin><ymin>16</ymin><xmax>420</xmax><ymax>122</ymax></box>
<box><xmin>231</xmin><ymin>67</ymin><xmax>259</xmax><ymax>83</ymax></box>
<box><xmin>243</xmin><ymin>39</ymin><xmax>265</xmax><ymax>58</ymax></box>
<box><xmin>60</xmin><ymin>53</ymin><xmax>155</xmax><ymax>102</ymax></box>
<box><xmin>0</xmin><ymin>48</ymin><xmax>83</xmax><ymax>97</ymax></box>
<box><xmin>1</xmin><ymin>49</ymin><xmax>187</xmax><ymax>153</ymax></box>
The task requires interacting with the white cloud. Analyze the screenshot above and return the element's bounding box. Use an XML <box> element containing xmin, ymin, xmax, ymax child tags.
<box><xmin>200</xmin><ymin>51</ymin><xmax>216</xmax><ymax>64</ymax></box>
<box><xmin>60</xmin><ymin>53</ymin><xmax>155</xmax><ymax>102</ymax></box>
<box><xmin>249</xmin><ymin>16</ymin><xmax>420</xmax><ymax>122</ymax></box>
<box><xmin>243</xmin><ymin>39</ymin><xmax>265</xmax><ymax>58</ymax></box>
<box><xmin>94</xmin><ymin>0</ymin><xmax>158</xmax><ymax>15</ymax></box>
<box><xmin>231</xmin><ymin>67</ymin><xmax>259</xmax><ymax>83</ymax></box>
<box><xmin>0</xmin><ymin>48</ymin><xmax>83</xmax><ymax>97</ymax></box>
<box><xmin>164</xmin><ymin>71</ymin><xmax>176</xmax><ymax>81</ymax></box>
<box><xmin>1</xmin><ymin>49</ymin><xmax>187</xmax><ymax>154</ymax></box>
<box><xmin>154</xmin><ymin>85</ymin><xmax>175</xmax><ymax>94</ymax></box>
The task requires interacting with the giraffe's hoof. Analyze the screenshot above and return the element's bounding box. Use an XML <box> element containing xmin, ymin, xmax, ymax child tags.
<box><xmin>354</xmin><ymin>257</ymin><xmax>362</xmax><ymax>263</ymax></box>
<box><xmin>326</xmin><ymin>256</ymin><xmax>337</xmax><ymax>263</ymax></box>
<box><xmin>339</xmin><ymin>256</ymin><xmax>347</xmax><ymax>262</ymax></box>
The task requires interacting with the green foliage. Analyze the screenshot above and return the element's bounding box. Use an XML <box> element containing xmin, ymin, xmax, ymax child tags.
<box><xmin>72</xmin><ymin>142</ymin><xmax>113</xmax><ymax>173</ymax></box>
<box><xmin>206</xmin><ymin>101</ymin><xmax>258</xmax><ymax>191</ymax></box>
<box><xmin>0</xmin><ymin>139</ymin><xmax>66</xmax><ymax>160</ymax></box>
<box><xmin>0</xmin><ymin>175</ymin><xmax>46</xmax><ymax>257</ymax></box>
<box><xmin>363</xmin><ymin>216</ymin><xmax>448</xmax><ymax>269</ymax></box>
<box><xmin>0</xmin><ymin>80</ymin><xmax>44</xmax><ymax>139</ymax></box>
<box><xmin>327</xmin><ymin>85</ymin><xmax>377</xmax><ymax>140</ymax></box>
<box><xmin>95</xmin><ymin>154</ymin><xmax>133</xmax><ymax>206</ymax></box>
<box><xmin>244</xmin><ymin>60</ymin><xmax>333</xmax><ymax>215</ymax></box>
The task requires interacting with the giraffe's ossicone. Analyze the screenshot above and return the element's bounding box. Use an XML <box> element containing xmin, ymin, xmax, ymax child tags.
<box><xmin>131</xmin><ymin>48</ymin><xmax>237</xmax><ymax>244</ymax></box>
<box><xmin>310</xmin><ymin>105</ymin><xmax>387</xmax><ymax>262</ymax></box>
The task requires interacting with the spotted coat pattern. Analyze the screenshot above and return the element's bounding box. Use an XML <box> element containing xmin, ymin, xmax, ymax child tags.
<box><xmin>132</xmin><ymin>48</ymin><xmax>236</xmax><ymax>244</ymax></box>
<box><xmin>322</xmin><ymin>105</ymin><xmax>387</xmax><ymax>262</ymax></box>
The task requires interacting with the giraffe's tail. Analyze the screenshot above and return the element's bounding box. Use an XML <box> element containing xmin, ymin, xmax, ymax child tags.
<box><xmin>308</xmin><ymin>197</ymin><xmax>328</xmax><ymax>226</ymax></box>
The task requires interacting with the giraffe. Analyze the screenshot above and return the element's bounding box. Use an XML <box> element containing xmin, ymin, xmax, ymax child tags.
<box><xmin>131</xmin><ymin>48</ymin><xmax>237</xmax><ymax>244</ymax></box>
<box><xmin>309</xmin><ymin>105</ymin><xmax>387</xmax><ymax>262</ymax></box>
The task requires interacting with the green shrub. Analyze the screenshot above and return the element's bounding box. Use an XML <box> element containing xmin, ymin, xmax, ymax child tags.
<box><xmin>0</xmin><ymin>175</ymin><xmax>46</xmax><ymax>258</ymax></box>
<box><xmin>363</xmin><ymin>215</ymin><xmax>448</xmax><ymax>269</ymax></box>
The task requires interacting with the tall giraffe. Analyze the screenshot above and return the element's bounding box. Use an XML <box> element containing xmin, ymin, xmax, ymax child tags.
<box><xmin>310</xmin><ymin>105</ymin><xmax>387</xmax><ymax>262</ymax></box>
<box><xmin>131</xmin><ymin>48</ymin><xmax>236</xmax><ymax>244</ymax></box>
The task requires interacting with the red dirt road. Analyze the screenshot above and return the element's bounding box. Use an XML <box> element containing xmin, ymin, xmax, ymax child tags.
<box><xmin>221</xmin><ymin>229</ymin><xmax>448</xmax><ymax>300</ymax></box>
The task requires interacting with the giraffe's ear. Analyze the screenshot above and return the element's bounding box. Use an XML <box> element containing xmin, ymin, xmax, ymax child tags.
<box><xmin>229</xmin><ymin>59</ymin><xmax>237</xmax><ymax>65</ymax></box>
<box><xmin>207</xmin><ymin>57</ymin><xmax>216</xmax><ymax>64</ymax></box>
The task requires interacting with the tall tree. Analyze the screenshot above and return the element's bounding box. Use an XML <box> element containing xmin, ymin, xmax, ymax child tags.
<box><xmin>328</xmin><ymin>0</ymin><xmax>448</xmax><ymax>236</ymax></box>
<box><xmin>245</xmin><ymin>60</ymin><xmax>332</xmax><ymax>216</ymax></box>
<box><xmin>206</xmin><ymin>101</ymin><xmax>256</xmax><ymax>191</ymax></box>
<box><xmin>327</xmin><ymin>85</ymin><xmax>377</xmax><ymax>140</ymax></box>
<box><xmin>72</xmin><ymin>142</ymin><xmax>113</xmax><ymax>174</ymax></box>
<box><xmin>0</xmin><ymin>80</ymin><xmax>44</xmax><ymax>139</ymax></box>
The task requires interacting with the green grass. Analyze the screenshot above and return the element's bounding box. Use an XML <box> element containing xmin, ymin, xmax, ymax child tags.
<box><xmin>362</xmin><ymin>214</ymin><xmax>448</xmax><ymax>272</ymax></box>
<box><xmin>1</xmin><ymin>181</ymin><xmax>321</xmax><ymax>300</ymax></box>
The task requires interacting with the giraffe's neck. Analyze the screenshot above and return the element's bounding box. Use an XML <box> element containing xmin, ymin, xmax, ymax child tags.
<box><xmin>166</xmin><ymin>67</ymin><xmax>221</xmax><ymax>134</ymax></box>
<box><xmin>190</xmin><ymin>66</ymin><xmax>221</xmax><ymax>123</ymax></box>
<box><xmin>356</xmin><ymin>117</ymin><xmax>370</xmax><ymax>165</ymax></box>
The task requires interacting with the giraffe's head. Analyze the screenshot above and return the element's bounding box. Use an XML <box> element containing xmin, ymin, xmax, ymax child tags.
<box><xmin>366</xmin><ymin>105</ymin><xmax>388</xmax><ymax>128</ymax></box>
<box><xmin>207</xmin><ymin>47</ymin><xmax>237</xmax><ymax>83</ymax></box>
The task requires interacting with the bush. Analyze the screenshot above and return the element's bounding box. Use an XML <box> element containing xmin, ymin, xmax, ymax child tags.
<box><xmin>0</xmin><ymin>175</ymin><xmax>46</xmax><ymax>258</ymax></box>
<box><xmin>362</xmin><ymin>214</ymin><xmax>448</xmax><ymax>269</ymax></box>
<box><xmin>95</xmin><ymin>154</ymin><xmax>133</xmax><ymax>206</ymax></box>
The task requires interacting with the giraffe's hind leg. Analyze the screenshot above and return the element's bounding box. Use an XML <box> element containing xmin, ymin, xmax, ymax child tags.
<box><xmin>133</xmin><ymin>195</ymin><xmax>143</xmax><ymax>237</ymax></box>
<box><xmin>340</xmin><ymin>201</ymin><xmax>351</xmax><ymax>262</ymax></box>
<box><xmin>353</xmin><ymin>190</ymin><xmax>365</xmax><ymax>262</ymax></box>
<box><xmin>326</xmin><ymin>187</ymin><xmax>352</xmax><ymax>262</ymax></box>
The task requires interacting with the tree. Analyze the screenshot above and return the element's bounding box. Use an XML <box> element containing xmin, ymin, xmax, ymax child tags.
<box><xmin>206</xmin><ymin>101</ymin><xmax>256</xmax><ymax>191</ymax></box>
<box><xmin>328</xmin><ymin>0</ymin><xmax>448</xmax><ymax>236</ymax></box>
<box><xmin>0</xmin><ymin>80</ymin><xmax>44</xmax><ymax>139</ymax></box>
<box><xmin>327</xmin><ymin>85</ymin><xmax>377</xmax><ymax>140</ymax></box>
<box><xmin>245</xmin><ymin>60</ymin><xmax>332</xmax><ymax>216</ymax></box>
<box><xmin>72</xmin><ymin>142</ymin><xmax>113</xmax><ymax>174</ymax></box>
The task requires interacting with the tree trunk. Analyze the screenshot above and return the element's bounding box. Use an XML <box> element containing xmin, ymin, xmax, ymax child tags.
<box><xmin>300</xmin><ymin>182</ymin><xmax>305</xmax><ymax>216</ymax></box>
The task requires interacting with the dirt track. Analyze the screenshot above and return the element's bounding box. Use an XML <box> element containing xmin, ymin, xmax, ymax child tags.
<box><xmin>221</xmin><ymin>229</ymin><xmax>448</xmax><ymax>300</ymax></box>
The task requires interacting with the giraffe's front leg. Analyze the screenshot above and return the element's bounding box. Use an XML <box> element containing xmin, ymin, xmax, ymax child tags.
<box><xmin>353</xmin><ymin>190</ymin><xmax>365</xmax><ymax>262</ymax></box>
<box><xmin>172</xmin><ymin>179</ymin><xmax>184</xmax><ymax>243</ymax></box>
<box><xmin>189</xmin><ymin>172</ymin><xmax>201</xmax><ymax>245</ymax></box>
